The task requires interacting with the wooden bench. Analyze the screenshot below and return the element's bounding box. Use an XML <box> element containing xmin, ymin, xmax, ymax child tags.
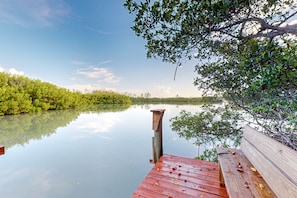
<box><xmin>217</xmin><ymin>125</ymin><xmax>297</xmax><ymax>197</ymax></box>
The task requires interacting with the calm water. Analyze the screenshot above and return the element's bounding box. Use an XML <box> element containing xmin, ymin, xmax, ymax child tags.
<box><xmin>0</xmin><ymin>104</ymin><xmax>202</xmax><ymax>198</ymax></box>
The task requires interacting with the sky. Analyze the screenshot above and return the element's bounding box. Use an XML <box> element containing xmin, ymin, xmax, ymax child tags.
<box><xmin>0</xmin><ymin>0</ymin><xmax>201</xmax><ymax>97</ymax></box>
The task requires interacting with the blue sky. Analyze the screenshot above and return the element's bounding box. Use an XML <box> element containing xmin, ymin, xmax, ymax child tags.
<box><xmin>0</xmin><ymin>0</ymin><xmax>200</xmax><ymax>97</ymax></box>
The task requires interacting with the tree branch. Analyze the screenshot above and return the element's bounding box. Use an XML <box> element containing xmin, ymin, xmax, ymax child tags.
<box><xmin>213</xmin><ymin>16</ymin><xmax>297</xmax><ymax>39</ymax></box>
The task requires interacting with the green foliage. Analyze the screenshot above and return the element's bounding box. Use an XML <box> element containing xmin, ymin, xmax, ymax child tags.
<box><xmin>0</xmin><ymin>72</ymin><xmax>131</xmax><ymax>115</ymax></box>
<box><xmin>195</xmin><ymin>39</ymin><xmax>297</xmax><ymax>149</ymax></box>
<box><xmin>124</xmin><ymin>0</ymin><xmax>297</xmax><ymax>63</ymax></box>
<box><xmin>170</xmin><ymin>105</ymin><xmax>243</xmax><ymax>146</ymax></box>
<box><xmin>125</xmin><ymin>0</ymin><xmax>297</xmax><ymax>152</ymax></box>
<box><xmin>170</xmin><ymin>105</ymin><xmax>243</xmax><ymax>160</ymax></box>
<box><xmin>195</xmin><ymin>148</ymin><xmax>218</xmax><ymax>162</ymax></box>
<box><xmin>84</xmin><ymin>91</ymin><xmax>132</xmax><ymax>105</ymax></box>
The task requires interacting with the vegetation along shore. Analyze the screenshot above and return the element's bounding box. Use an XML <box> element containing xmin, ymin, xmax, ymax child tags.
<box><xmin>0</xmin><ymin>72</ymin><xmax>216</xmax><ymax>116</ymax></box>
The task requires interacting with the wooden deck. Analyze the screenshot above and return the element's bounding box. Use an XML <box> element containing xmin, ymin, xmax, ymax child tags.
<box><xmin>131</xmin><ymin>154</ymin><xmax>228</xmax><ymax>198</ymax></box>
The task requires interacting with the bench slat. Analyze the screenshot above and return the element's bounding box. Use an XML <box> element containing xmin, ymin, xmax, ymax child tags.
<box><xmin>217</xmin><ymin>147</ymin><xmax>276</xmax><ymax>198</ymax></box>
<box><xmin>241</xmin><ymin>126</ymin><xmax>297</xmax><ymax>197</ymax></box>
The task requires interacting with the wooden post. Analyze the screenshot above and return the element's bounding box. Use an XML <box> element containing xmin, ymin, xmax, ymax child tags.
<box><xmin>150</xmin><ymin>109</ymin><xmax>165</xmax><ymax>163</ymax></box>
<box><xmin>0</xmin><ymin>146</ymin><xmax>4</xmax><ymax>155</ymax></box>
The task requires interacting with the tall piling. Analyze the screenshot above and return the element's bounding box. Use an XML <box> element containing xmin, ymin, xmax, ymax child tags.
<box><xmin>150</xmin><ymin>109</ymin><xmax>165</xmax><ymax>163</ymax></box>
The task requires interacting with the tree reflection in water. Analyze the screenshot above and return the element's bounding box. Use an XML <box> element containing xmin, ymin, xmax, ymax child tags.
<box><xmin>0</xmin><ymin>104</ymin><xmax>130</xmax><ymax>149</ymax></box>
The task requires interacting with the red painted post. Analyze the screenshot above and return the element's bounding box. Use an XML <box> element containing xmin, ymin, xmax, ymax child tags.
<box><xmin>0</xmin><ymin>146</ymin><xmax>4</xmax><ymax>155</ymax></box>
<box><xmin>150</xmin><ymin>109</ymin><xmax>165</xmax><ymax>163</ymax></box>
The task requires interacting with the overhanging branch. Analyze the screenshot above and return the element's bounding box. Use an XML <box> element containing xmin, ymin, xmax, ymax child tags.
<box><xmin>213</xmin><ymin>16</ymin><xmax>297</xmax><ymax>39</ymax></box>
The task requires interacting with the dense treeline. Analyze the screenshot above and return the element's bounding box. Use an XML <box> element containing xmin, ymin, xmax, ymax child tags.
<box><xmin>130</xmin><ymin>96</ymin><xmax>221</xmax><ymax>104</ymax></box>
<box><xmin>83</xmin><ymin>91</ymin><xmax>132</xmax><ymax>105</ymax></box>
<box><xmin>0</xmin><ymin>72</ymin><xmax>131</xmax><ymax>115</ymax></box>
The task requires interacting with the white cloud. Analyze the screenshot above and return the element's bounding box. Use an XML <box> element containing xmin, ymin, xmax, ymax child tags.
<box><xmin>0</xmin><ymin>0</ymin><xmax>71</xmax><ymax>27</ymax></box>
<box><xmin>68</xmin><ymin>60</ymin><xmax>121</xmax><ymax>92</ymax></box>
<box><xmin>69</xmin><ymin>77</ymin><xmax>77</xmax><ymax>81</ymax></box>
<box><xmin>0</xmin><ymin>66</ymin><xmax>5</xmax><ymax>72</ymax></box>
<box><xmin>102</xmin><ymin>75</ymin><xmax>121</xmax><ymax>84</ymax></box>
<box><xmin>156</xmin><ymin>85</ymin><xmax>173</xmax><ymax>97</ymax></box>
<box><xmin>85</xmin><ymin>26</ymin><xmax>114</xmax><ymax>35</ymax></box>
<box><xmin>98</xmin><ymin>60</ymin><xmax>113</xmax><ymax>65</ymax></box>
<box><xmin>70</xmin><ymin>60</ymin><xmax>88</xmax><ymax>66</ymax></box>
<box><xmin>65</xmin><ymin>84</ymin><xmax>116</xmax><ymax>93</ymax></box>
<box><xmin>77</xmin><ymin>67</ymin><xmax>109</xmax><ymax>78</ymax></box>
<box><xmin>71</xmin><ymin>60</ymin><xmax>112</xmax><ymax>67</ymax></box>
<box><xmin>76</xmin><ymin>66</ymin><xmax>121</xmax><ymax>84</ymax></box>
<box><xmin>75</xmin><ymin>113</ymin><xmax>121</xmax><ymax>134</ymax></box>
<box><xmin>279</xmin><ymin>20</ymin><xmax>297</xmax><ymax>28</ymax></box>
<box><xmin>288</xmin><ymin>19</ymin><xmax>297</xmax><ymax>26</ymax></box>
<box><xmin>0</xmin><ymin>66</ymin><xmax>24</xmax><ymax>76</ymax></box>
<box><xmin>9</xmin><ymin>68</ymin><xmax>25</xmax><ymax>76</ymax></box>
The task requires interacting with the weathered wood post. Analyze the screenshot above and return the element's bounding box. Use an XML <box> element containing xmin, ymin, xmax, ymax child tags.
<box><xmin>150</xmin><ymin>109</ymin><xmax>165</xmax><ymax>163</ymax></box>
<box><xmin>0</xmin><ymin>146</ymin><xmax>5</xmax><ymax>155</ymax></box>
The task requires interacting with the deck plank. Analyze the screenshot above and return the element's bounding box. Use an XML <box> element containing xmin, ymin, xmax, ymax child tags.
<box><xmin>131</xmin><ymin>154</ymin><xmax>228</xmax><ymax>198</ymax></box>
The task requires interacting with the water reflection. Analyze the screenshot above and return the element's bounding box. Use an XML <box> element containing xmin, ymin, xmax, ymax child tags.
<box><xmin>0</xmin><ymin>104</ymin><xmax>200</xmax><ymax>198</ymax></box>
<box><xmin>0</xmin><ymin>104</ymin><xmax>130</xmax><ymax>149</ymax></box>
<box><xmin>0</xmin><ymin>110</ymin><xmax>80</xmax><ymax>149</ymax></box>
<box><xmin>75</xmin><ymin>113</ymin><xmax>122</xmax><ymax>134</ymax></box>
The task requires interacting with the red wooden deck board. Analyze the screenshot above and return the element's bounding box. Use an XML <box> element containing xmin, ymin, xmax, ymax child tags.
<box><xmin>131</xmin><ymin>154</ymin><xmax>228</xmax><ymax>198</ymax></box>
<box><xmin>0</xmin><ymin>146</ymin><xmax>4</xmax><ymax>155</ymax></box>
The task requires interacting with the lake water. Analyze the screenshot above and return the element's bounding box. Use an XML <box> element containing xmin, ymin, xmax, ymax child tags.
<box><xmin>0</xmin><ymin>104</ymin><xmax>203</xmax><ymax>198</ymax></box>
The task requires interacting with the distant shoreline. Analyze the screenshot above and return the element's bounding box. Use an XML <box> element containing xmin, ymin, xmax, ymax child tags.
<box><xmin>130</xmin><ymin>96</ymin><xmax>222</xmax><ymax>105</ymax></box>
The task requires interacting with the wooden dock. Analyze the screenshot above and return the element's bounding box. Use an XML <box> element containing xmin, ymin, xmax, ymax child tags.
<box><xmin>133</xmin><ymin>110</ymin><xmax>297</xmax><ymax>197</ymax></box>
<box><xmin>131</xmin><ymin>154</ymin><xmax>228</xmax><ymax>198</ymax></box>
